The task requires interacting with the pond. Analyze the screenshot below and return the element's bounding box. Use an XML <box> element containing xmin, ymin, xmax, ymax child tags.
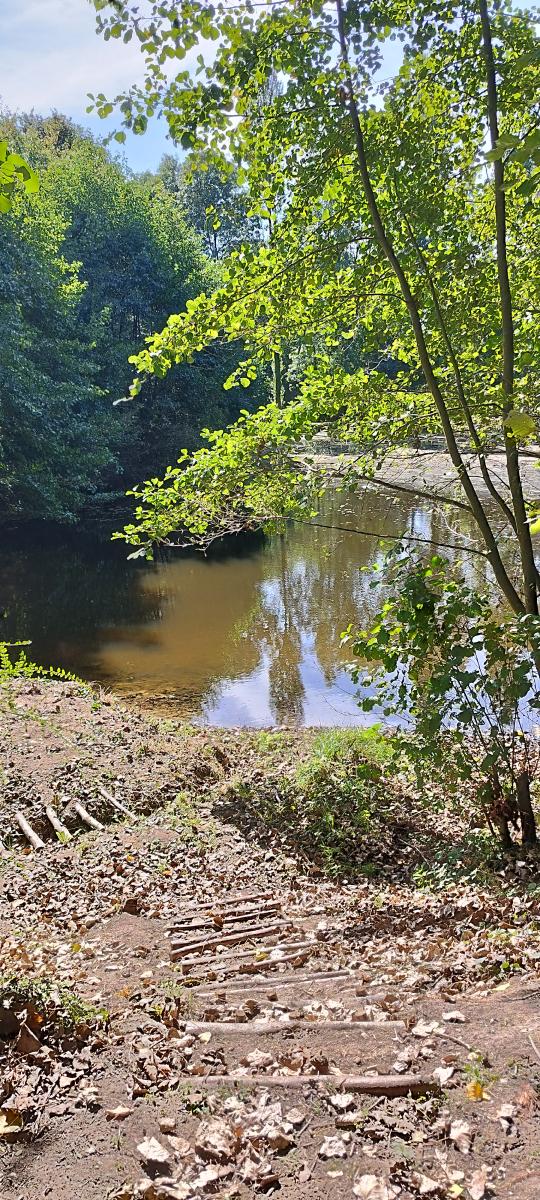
<box><xmin>0</xmin><ymin>487</ymin><xmax>490</xmax><ymax>726</ymax></box>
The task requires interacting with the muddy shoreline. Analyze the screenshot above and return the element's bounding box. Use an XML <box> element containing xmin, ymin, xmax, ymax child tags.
<box><xmin>312</xmin><ymin>447</ymin><xmax>540</xmax><ymax>502</ymax></box>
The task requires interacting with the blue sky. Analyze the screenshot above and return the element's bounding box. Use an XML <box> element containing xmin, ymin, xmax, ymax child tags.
<box><xmin>0</xmin><ymin>0</ymin><xmax>171</xmax><ymax>172</ymax></box>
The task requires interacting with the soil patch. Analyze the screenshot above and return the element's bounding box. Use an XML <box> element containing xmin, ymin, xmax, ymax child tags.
<box><xmin>1</xmin><ymin>680</ymin><xmax>539</xmax><ymax>1200</ymax></box>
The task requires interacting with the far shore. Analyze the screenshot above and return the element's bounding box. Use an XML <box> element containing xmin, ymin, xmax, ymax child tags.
<box><xmin>309</xmin><ymin>445</ymin><xmax>540</xmax><ymax>502</ymax></box>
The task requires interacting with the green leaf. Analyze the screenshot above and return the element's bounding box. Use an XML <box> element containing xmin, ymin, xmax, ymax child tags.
<box><xmin>504</xmin><ymin>410</ymin><xmax>536</xmax><ymax>440</ymax></box>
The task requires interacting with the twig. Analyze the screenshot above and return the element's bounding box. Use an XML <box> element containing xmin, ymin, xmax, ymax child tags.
<box><xmin>184</xmin><ymin>1018</ymin><xmax>405</xmax><ymax>1035</ymax></box>
<box><xmin>15</xmin><ymin>811</ymin><xmax>45</xmax><ymax>851</ymax></box>
<box><xmin>170</xmin><ymin>921</ymin><xmax>293</xmax><ymax>958</ymax></box>
<box><xmin>72</xmin><ymin>801</ymin><xmax>103</xmax><ymax>831</ymax></box>
<box><xmin>167</xmin><ymin>1072</ymin><xmax>436</xmax><ymax>1095</ymax></box>
<box><xmin>44</xmin><ymin>806</ymin><xmax>71</xmax><ymax>841</ymax></box>
<box><xmin>528</xmin><ymin>1031</ymin><xmax>540</xmax><ymax>1064</ymax></box>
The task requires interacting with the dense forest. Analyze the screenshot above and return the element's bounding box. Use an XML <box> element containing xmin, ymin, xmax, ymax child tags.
<box><xmin>0</xmin><ymin>113</ymin><xmax>265</xmax><ymax>525</ymax></box>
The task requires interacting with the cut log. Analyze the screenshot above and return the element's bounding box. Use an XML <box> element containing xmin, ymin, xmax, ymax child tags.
<box><xmin>177</xmin><ymin>891</ymin><xmax>275</xmax><ymax>913</ymax></box>
<box><xmin>178</xmin><ymin>938</ymin><xmax>311</xmax><ymax>962</ymax></box>
<box><xmin>15</xmin><ymin>811</ymin><xmax>45</xmax><ymax>850</ymax></box>
<box><xmin>167</xmin><ymin>1072</ymin><xmax>436</xmax><ymax>1097</ymax></box>
<box><xmin>171</xmin><ymin>921</ymin><xmax>293</xmax><ymax>959</ymax></box>
<box><xmin>170</xmin><ymin>904</ymin><xmax>282</xmax><ymax>933</ymax></box>
<box><xmin>97</xmin><ymin>785</ymin><xmax>135</xmax><ymax>819</ymax></box>
<box><xmin>177</xmin><ymin>941</ymin><xmax>314</xmax><ymax>972</ymax></box>
<box><xmin>72</xmin><ymin>801</ymin><xmax>103</xmax><ymax>831</ymax></box>
<box><xmin>196</xmin><ymin>970</ymin><xmax>353</xmax><ymax>997</ymax></box>
<box><xmin>184</xmin><ymin>1019</ymin><xmax>405</xmax><ymax>1035</ymax></box>
<box><xmin>180</xmin><ymin>947</ymin><xmax>319</xmax><ymax>977</ymax></box>
<box><xmin>237</xmin><ymin>951</ymin><xmax>316</xmax><ymax>974</ymax></box>
<box><xmin>44</xmin><ymin>806</ymin><xmax>71</xmax><ymax>841</ymax></box>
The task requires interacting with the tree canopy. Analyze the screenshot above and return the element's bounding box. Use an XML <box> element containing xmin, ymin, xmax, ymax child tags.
<box><xmin>89</xmin><ymin>0</ymin><xmax>540</xmax><ymax>623</ymax></box>
<box><xmin>0</xmin><ymin>113</ymin><xmax>260</xmax><ymax>522</ymax></box>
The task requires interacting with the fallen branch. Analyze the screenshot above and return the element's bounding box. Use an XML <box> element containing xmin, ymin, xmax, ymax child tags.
<box><xmin>178</xmin><ymin>941</ymin><xmax>315</xmax><ymax>972</ymax></box>
<box><xmin>196</xmin><ymin>969</ymin><xmax>353</xmax><ymax>996</ymax></box>
<box><xmin>72</xmin><ymin>801</ymin><xmax>103</xmax><ymax>831</ymax></box>
<box><xmin>178</xmin><ymin>890</ymin><xmax>275</xmax><ymax>913</ymax></box>
<box><xmin>170</xmin><ymin>904</ymin><xmax>282</xmax><ymax>933</ymax></box>
<box><xmin>179</xmin><ymin>937</ymin><xmax>312</xmax><ymax>962</ymax></box>
<box><xmin>15</xmin><ymin>811</ymin><xmax>45</xmax><ymax>850</ymax></box>
<box><xmin>528</xmin><ymin>1031</ymin><xmax>540</xmax><ymax>1065</ymax></box>
<box><xmin>185</xmin><ymin>1018</ymin><xmax>405</xmax><ymax>1034</ymax></box>
<box><xmin>97</xmin><ymin>785</ymin><xmax>135</xmax><ymax>819</ymax></box>
<box><xmin>44</xmin><ymin>806</ymin><xmax>71</xmax><ymax>841</ymax></box>
<box><xmin>170</xmin><ymin>1072</ymin><xmax>436</xmax><ymax>1096</ymax></box>
<box><xmin>171</xmin><ymin>921</ymin><xmax>293</xmax><ymax>959</ymax></box>
<box><xmin>430</xmin><ymin>1030</ymin><xmax>472</xmax><ymax>1053</ymax></box>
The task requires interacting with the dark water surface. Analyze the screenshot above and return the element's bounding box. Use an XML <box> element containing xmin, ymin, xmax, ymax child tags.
<box><xmin>0</xmin><ymin>490</ymin><xmax>489</xmax><ymax>726</ymax></box>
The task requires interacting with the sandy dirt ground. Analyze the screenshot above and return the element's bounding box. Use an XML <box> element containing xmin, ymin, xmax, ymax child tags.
<box><xmin>1</xmin><ymin>680</ymin><xmax>539</xmax><ymax>1200</ymax></box>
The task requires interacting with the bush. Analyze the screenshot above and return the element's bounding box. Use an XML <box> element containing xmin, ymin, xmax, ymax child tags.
<box><xmin>345</xmin><ymin>552</ymin><xmax>540</xmax><ymax>851</ymax></box>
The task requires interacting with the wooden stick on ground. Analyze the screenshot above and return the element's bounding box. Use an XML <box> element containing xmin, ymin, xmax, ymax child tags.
<box><xmin>169</xmin><ymin>1072</ymin><xmax>436</xmax><ymax>1097</ymax></box>
<box><xmin>170</xmin><ymin>905</ymin><xmax>282</xmax><ymax>933</ymax></box>
<box><xmin>15</xmin><ymin>811</ymin><xmax>45</xmax><ymax>850</ymax></box>
<box><xmin>184</xmin><ymin>1019</ymin><xmax>405</xmax><ymax>1035</ymax></box>
<box><xmin>97</xmin><ymin>785</ymin><xmax>135</xmax><ymax>819</ymax></box>
<box><xmin>177</xmin><ymin>937</ymin><xmax>312</xmax><ymax>966</ymax></box>
<box><xmin>72</xmin><ymin>801</ymin><xmax>103</xmax><ymax>831</ymax></box>
<box><xmin>171</xmin><ymin>922</ymin><xmax>293</xmax><ymax>960</ymax></box>
<box><xmin>179</xmin><ymin>947</ymin><xmax>314</xmax><ymax>975</ymax></box>
<box><xmin>195</xmin><ymin>970</ymin><xmax>353</xmax><ymax>997</ymax></box>
<box><xmin>44</xmin><ymin>806</ymin><xmax>71</xmax><ymax>841</ymax></box>
<box><xmin>178</xmin><ymin>891</ymin><xmax>276</xmax><ymax>913</ymax></box>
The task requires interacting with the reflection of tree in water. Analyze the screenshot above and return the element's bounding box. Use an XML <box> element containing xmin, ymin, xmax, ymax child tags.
<box><xmin>263</xmin><ymin>537</ymin><xmax>305</xmax><ymax>724</ymax></box>
<box><xmin>239</xmin><ymin>489</ymin><xmax>494</xmax><ymax>724</ymax></box>
<box><xmin>0</xmin><ymin>530</ymin><xmax>164</xmax><ymax>674</ymax></box>
<box><xmin>0</xmin><ymin>490</ymin><xmax>495</xmax><ymax>720</ymax></box>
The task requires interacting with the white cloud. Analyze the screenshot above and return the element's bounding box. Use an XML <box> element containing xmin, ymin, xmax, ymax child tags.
<box><xmin>0</xmin><ymin>0</ymin><xmax>146</xmax><ymax>114</ymax></box>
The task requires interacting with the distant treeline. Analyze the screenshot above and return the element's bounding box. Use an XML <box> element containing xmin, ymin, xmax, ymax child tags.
<box><xmin>0</xmin><ymin>113</ymin><xmax>264</xmax><ymax>525</ymax></box>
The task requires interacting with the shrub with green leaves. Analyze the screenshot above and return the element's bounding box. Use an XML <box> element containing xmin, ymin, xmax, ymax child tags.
<box><xmin>0</xmin><ymin>641</ymin><xmax>81</xmax><ymax>684</ymax></box>
<box><xmin>345</xmin><ymin>554</ymin><xmax>540</xmax><ymax>850</ymax></box>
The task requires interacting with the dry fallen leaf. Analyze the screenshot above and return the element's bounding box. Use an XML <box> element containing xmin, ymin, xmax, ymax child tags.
<box><xmin>433</xmin><ymin>1065</ymin><xmax>455</xmax><ymax>1086</ymax></box>
<box><xmin>411</xmin><ymin>1172</ymin><xmax>441</xmax><ymax>1195</ymax></box>
<box><xmin>515</xmin><ymin>1083</ymin><xmax>537</xmax><ymax>1110</ymax></box>
<box><xmin>442</xmin><ymin>1010</ymin><xmax>466</xmax><ymax>1023</ymax></box>
<box><xmin>319</xmin><ymin>1134</ymin><xmax>347</xmax><ymax>1159</ymax></box>
<box><xmin>137</xmin><ymin>1136</ymin><xmax>171</xmax><ymax>1165</ymax></box>
<box><xmin>412</xmin><ymin>1019</ymin><xmax>442</xmax><ymax>1038</ymax></box>
<box><xmin>466</xmin><ymin>1080</ymin><xmax>488</xmax><ymax>1101</ymax></box>
<box><xmin>353</xmin><ymin>1175</ymin><xmax>400</xmax><ymax>1199</ymax></box>
<box><xmin>106</xmin><ymin>1105</ymin><xmax>133</xmax><ymax>1121</ymax></box>
<box><xmin>329</xmin><ymin>1091</ymin><xmax>355</xmax><ymax>1111</ymax></box>
<box><xmin>284</xmin><ymin>1106</ymin><xmax>306</xmax><ymax>1127</ymax></box>
<box><xmin>450</xmin><ymin>1119</ymin><xmax>472</xmax><ymax>1154</ymax></box>
<box><xmin>195</xmin><ymin>1118</ymin><xmax>238</xmax><ymax>1163</ymax></box>
<box><xmin>167</xmin><ymin>1135</ymin><xmax>192</xmax><ymax>1157</ymax></box>
<box><xmin>496</xmin><ymin>1102</ymin><xmax>516</xmax><ymax>1133</ymax></box>
<box><xmin>468</xmin><ymin>1164</ymin><xmax>490</xmax><ymax>1200</ymax></box>
<box><xmin>0</xmin><ymin>1108</ymin><xmax>23</xmax><ymax>1138</ymax></box>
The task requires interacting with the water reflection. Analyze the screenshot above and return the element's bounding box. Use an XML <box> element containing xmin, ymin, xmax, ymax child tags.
<box><xmin>0</xmin><ymin>491</ymin><xmax>491</xmax><ymax>726</ymax></box>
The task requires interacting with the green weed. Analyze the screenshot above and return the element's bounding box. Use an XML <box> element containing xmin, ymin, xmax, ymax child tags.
<box><xmin>0</xmin><ymin>973</ymin><xmax>108</xmax><ymax>1034</ymax></box>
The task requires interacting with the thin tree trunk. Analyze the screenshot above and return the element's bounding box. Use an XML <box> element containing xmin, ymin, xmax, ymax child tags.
<box><xmin>486</xmin><ymin>769</ymin><xmax>514</xmax><ymax>849</ymax></box>
<box><xmin>272</xmin><ymin>349</ymin><xmax>282</xmax><ymax>408</ymax></box>
<box><xmin>479</xmin><ymin>0</ymin><xmax>538</xmax><ymax>615</ymax></box>
<box><xmin>516</xmin><ymin>770</ymin><xmax>537</xmax><ymax>848</ymax></box>
<box><xmin>398</xmin><ymin>204</ymin><xmax>519</xmax><ymax>536</ymax></box>
<box><xmin>334</xmin><ymin>0</ymin><xmax>525</xmax><ymax>616</ymax></box>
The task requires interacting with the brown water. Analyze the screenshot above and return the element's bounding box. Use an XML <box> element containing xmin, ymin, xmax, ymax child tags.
<box><xmin>0</xmin><ymin>489</ymin><xmax>489</xmax><ymax>726</ymax></box>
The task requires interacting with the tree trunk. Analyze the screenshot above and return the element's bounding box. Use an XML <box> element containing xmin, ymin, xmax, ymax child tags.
<box><xmin>334</xmin><ymin>0</ymin><xmax>526</xmax><ymax>617</ymax></box>
<box><xmin>478</xmin><ymin>0</ymin><xmax>538</xmax><ymax>615</ymax></box>
<box><xmin>486</xmin><ymin>770</ymin><xmax>514</xmax><ymax>850</ymax></box>
<box><xmin>516</xmin><ymin>770</ymin><xmax>537</xmax><ymax>848</ymax></box>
